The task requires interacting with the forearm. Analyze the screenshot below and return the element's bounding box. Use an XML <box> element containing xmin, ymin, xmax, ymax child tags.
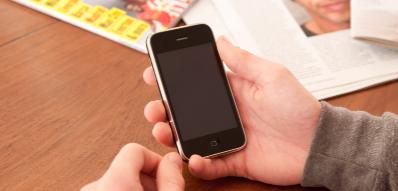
<box><xmin>302</xmin><ymin>102</ymin><xmax>398</xmax><ymax>191</ymax></box>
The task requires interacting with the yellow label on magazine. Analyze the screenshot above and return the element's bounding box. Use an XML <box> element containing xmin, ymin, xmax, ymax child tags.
<box><xmin>124</xmin><ymin>21</ymin><xmax>149</xmax><ymax>42</ymax></box>
<box><xmin>69</xmin><ymin>2</ymin><xmax>91</xmax><ymax>19</ymax></box>
<box><xmin>83</xmin><ymin>6</ymin><xmax>107</xmax><ymax>24</ymax></box>
<box><xmin>111</xmin><ymin>16</ymin><xmax>136</xmax><ymax>36</ymax></box>
<box><xmin>96</xmin><ymin>8</ymin><xmax>126</xmax><ymax>30</ymax></box>
<box><xmin>42</xmin><ymin>0</ymin><xmax>62</xmax><ymax>8</ymax></box>
<box><xmin>31</xmin><ymin>0</ymin><xmax>45</xmax><ymax>4</ymax></box>
<box><xmin>56</xmin><ymin>0</ymin><xmax>80</xmax><ymax>13</ymax></box>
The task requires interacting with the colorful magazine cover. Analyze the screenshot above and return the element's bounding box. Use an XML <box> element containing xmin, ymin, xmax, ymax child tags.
<box><xmin>13</xmin><ymin>0</ymin><xmax>196</xmax><ymax>53</ymax></box>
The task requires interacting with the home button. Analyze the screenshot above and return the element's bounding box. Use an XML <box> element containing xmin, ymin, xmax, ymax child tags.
<box><xmin>209</xmin><ymin>138</ymin><xmax>219</xmax><ymax>147</ymax></box>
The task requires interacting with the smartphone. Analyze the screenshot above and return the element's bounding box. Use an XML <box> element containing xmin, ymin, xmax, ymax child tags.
<box><xmin>146</xmin><ymin>24</ymin><xmax>246</xmax><ymax>160</ymax></box>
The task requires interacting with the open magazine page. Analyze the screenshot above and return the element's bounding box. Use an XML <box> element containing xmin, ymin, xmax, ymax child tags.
<box><xmin>14</xmin><ymin>0</ymin><xmax>195</xmax><ymax>53</ymax></box>
<box><xmin>310</xmin><ymin>30</ymin><xmax>398</xmax><ymax>90</ymax></box>
<box><xmin>351</xmin><ymin>0</ymin><xmax>398</xmax><ymax>47</ymax></box>
<box><xmin>282</xmin><ymin>0</ymin><xmax>398</xmax><ymax>98</ymax></box>
<box><xmin>313</xmin><ymin>72</ymin><xmax>398</xmax><ymax>99</ymax></box>
<box><xmin>183</xmin><ymin>0</ymin><xmax>398</xmax><ymax>99</ymax></box>
<box><xmin>180</xmin><ymin>0</ymin><xmax>233</xmax><ymax>40</ymax></box>
<box><xmin>209</xmin><ymin>0</ymin><xmax>334</xmax><ymax>92</ymax></box>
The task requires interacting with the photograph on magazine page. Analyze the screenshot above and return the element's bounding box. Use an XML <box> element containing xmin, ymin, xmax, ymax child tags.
<box><xmin>283</xmin><ymin>0</ymin><xmax>351</xmax><ymax>37</ymax></box>
<box><xmin>85</xmin><ymin>0</ymin><xmax>194</xmax><ymax>32</ymax></box>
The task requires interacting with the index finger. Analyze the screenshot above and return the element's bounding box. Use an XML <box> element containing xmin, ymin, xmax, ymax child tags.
<box><xmin>157</xmin><ymin>152</ymin><xmax>184</xmax><ymax>191</ymax></box>
<box><xmin>96</xmin><ymin>143</ymin><xmax>161</xmax><ymax>191</ymax></box>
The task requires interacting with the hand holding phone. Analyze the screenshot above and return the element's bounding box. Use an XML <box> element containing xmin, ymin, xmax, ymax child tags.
<box><xmin>145</xmin><ymin>33</ymin><xmax>322</xmax><ymax>185</ymax></box>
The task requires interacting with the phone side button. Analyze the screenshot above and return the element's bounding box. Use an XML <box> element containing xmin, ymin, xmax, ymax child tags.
<box><xmin>169</xmin><ymin>121</ymin><xmax>179</xmax><ymax>141</ymax></box>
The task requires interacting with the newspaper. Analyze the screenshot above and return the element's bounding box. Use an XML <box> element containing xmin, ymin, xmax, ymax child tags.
<box><xmin>183</xmin><ymin>0</ymin><xmax>398</xmax><ymax>99</ymax></box>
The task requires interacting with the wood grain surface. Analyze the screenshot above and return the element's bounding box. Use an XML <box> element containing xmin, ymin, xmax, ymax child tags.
<box><xmin>0</xmin><ymin>1</ymin><xmax>397</xmax><ymax>190</ymax></box>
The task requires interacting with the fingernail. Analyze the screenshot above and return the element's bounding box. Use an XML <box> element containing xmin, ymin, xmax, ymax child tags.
<box><xmin>167</xmin><ymin>153</ymin><xmax>182</xmax><ymax>169</ymax></box>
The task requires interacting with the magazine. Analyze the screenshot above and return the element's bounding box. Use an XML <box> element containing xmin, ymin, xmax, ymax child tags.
<box><xmin>183</xmin><ymin>0</ymin><xmax>398</xmax><ymax>99</ymax></box>
<box><xmin>13</xmin><ymin>0</ymin><xmax>196</xmax><ymax>53</ymax></box>
<box><xmin>351</xmin><ymin>0</ymin><xmax>398</xmax><ymax>49</ymax></box>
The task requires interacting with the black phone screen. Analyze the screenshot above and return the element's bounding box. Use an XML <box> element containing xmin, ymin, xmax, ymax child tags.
<box><xmin>156</xmin><ymin>43</ymin><xmax>240</xmax><ymax>141</ymax></box>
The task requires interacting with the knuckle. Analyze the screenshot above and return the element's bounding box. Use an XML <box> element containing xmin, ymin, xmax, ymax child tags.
<box><xmin>267</xmin><ymin>63</ymin><xmax>290</xmax><ymax>81</ymax></box>
<box><xmin>238</xmin><ymin>49</ymin><xmax>255</xmax><ymax>62</ymax></box>
<box><xmin>275</xmin><ymin>64</ymin><xmax>289</xmax><ymax>74</ymax></box>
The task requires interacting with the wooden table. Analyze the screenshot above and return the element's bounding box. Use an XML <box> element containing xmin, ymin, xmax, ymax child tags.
<box><xmin>1</xmin><ymin>1</ymin><xmax>397</xmax><ymax>190</ymax></box>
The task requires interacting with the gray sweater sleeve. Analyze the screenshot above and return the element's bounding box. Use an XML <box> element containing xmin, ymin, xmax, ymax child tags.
<box><xmin>301</xmin><ymin>102</ymin><xmax>398</xmax><ymax>191</ymax></box>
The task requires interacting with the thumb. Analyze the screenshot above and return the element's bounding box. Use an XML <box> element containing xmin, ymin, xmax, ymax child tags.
<box><xmin>157</xmin><ymin>152</ymin><xmax>185</xmax><ymax>191</ymax></box>
<box><xmin>216</xmin><ymin>36</ymin><xmax>265</xmax><ymax>82</ymax></box>
<box><xmin>188</xmin><ymin>155</ymin><xmax>234</xmax><ymax>180</ymax></box>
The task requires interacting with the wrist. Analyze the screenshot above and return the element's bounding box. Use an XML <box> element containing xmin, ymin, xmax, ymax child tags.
<box><xmin>298</xmin><ymin>100</ymin><xmax>322</xmax><ymax>183</ymax></box>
